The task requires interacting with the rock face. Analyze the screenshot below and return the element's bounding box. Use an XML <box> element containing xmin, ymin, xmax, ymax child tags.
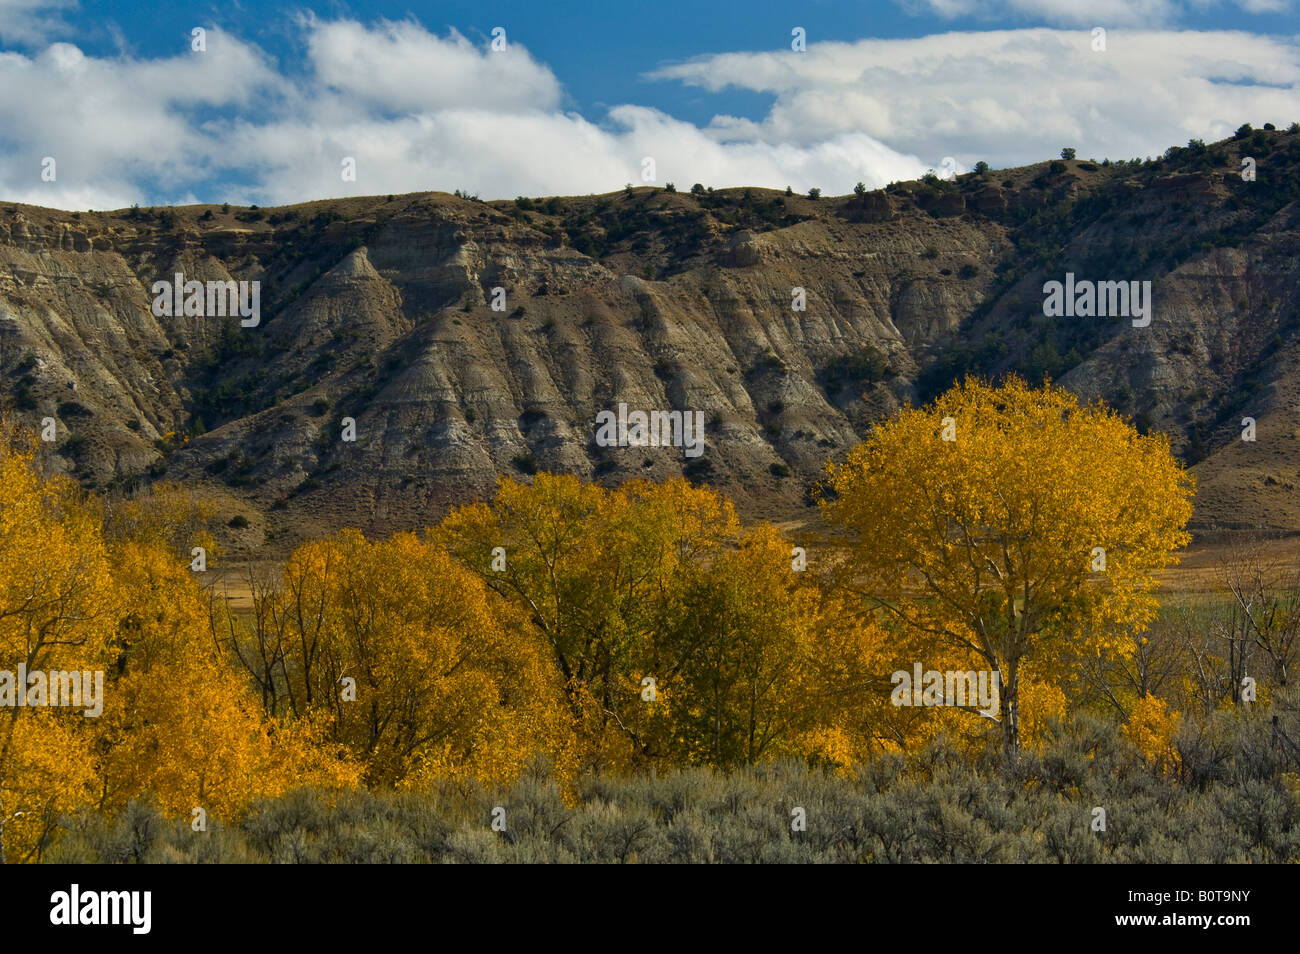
<box><xmin>2</xmin><ymin>128</ymin><xmax>1299</xmax><ymax>553</ymax></box>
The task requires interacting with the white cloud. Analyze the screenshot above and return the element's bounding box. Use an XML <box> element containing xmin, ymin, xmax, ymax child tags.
<box><xmin>651</xmin><ymin>29</ymin><xmax>1300</xmax><ymax>170</ymax></box>
<box><xmin>898</xmin><ymin>0</ymin><xmax>1293</xmax><ymax>27</ymax></box>
<box><xmin>304</xmin><ymin>18</ymin><xmax>563</xmax><ymax>113</ymax></box>
<box><xmin>0</xmin><ymin>17</ymin><xmax>1296</xmax><ymax>210</ymax></box>
<box><xmin>0</xmin><ymin>29</ymin><xmax>282</xmax><ymax>208</ymax></box>
<box><xmin>0</xmin><ymin>0</ymin><xmax>72</xmax><ymax>44</ymax></box>
<box><xmin>235</xmin><ymin>20</ymin><xmax>929</xmax><ymax>201</ymax></box>
<box><xmin>0</xmin><ymin>17</ymin><xmax>932</xmax><ymax>208</ymax></box>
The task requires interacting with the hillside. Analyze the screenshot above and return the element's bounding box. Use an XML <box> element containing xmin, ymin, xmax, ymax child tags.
<box><xmin>2</xmin><ymin>125</ymin><xmax>1299</xmax><ymax>555</ymax></box>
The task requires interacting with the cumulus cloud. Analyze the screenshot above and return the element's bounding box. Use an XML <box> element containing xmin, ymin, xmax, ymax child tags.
<box><xmin>0</xmin><ymin>29</ymin><xmax>282</xmax><ymax>208</ymax></box>
<box><xmin>0</xmin><ymin>17</ymin><xmax>932</xmax><ymax>208</ymax></box>
<box><xmin>651</xmin><ymin>29</ymin><xmax>1300</xmax><ymax>171</ymax></box>
<box><xmin>0</xmin><ymin>15</ymin><xmax>1296</xmax><ymax>210</ymax></box>
<box><xmin>304</xmin><ymin>18</ymin><xmax>563</xmax><ymax>114</ymax></box>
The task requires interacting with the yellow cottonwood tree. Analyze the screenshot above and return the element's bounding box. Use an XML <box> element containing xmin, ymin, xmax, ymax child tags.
<box><xmin>0</xmin><ymin>428</ymin><xmax>116</xmax><ymax>861</ymax></box>
<box><xmin>437</xmin><ymin>474</ymin><xmax>739</xmax><ymax>773</ymax></box>
<box><xmin>820</xmin><ymin>377</ymin><xmax>1194</xmax><ymax>756</ymax></box>
<box><xmin>0</xmin><ymin>433</ymin><xmax>358</xmax><ymax>853</ymax></box>
<box><xmin>667</xmin><ymin>523</ymin><xmax>892</xmax><ymax>768</ymax></box>
<box><xmin>222</xmin><ymin>530</ymin><xmax>570</xmax><ymax>789</ymax></box>
<box><xmin>438</xmin><ymin>474</ymin><xmax>902</xmax><ymax>773</ymax></box>
<box><xmin>97</xmin><ymin>538</ymin><xmax>360</xmax><ymax>820</ymax></box>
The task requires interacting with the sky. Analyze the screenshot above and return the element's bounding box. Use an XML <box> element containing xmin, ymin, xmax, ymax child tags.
<box><xmin>0</xmin><ymin>0</ymin><xmax>1296</xmax><ymax>210</ymax></box>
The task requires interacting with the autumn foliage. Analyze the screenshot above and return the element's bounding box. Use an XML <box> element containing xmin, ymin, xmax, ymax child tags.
<box><xmin>2</xmin><ymin>376</ymin><xmax>1290</xmax><ymax>863</ymax></box>
<box><xmin>215</xmin><ymin>529</ymin><xmax>569</xmax><ymax>789</ymax></box>
<box><xmin>437</xmin><ymin>475</ymin><xmax>893</xmax><ymax>773</ymax></box>
<box><xmin>0</xmin><ymin>427</ymin><xmax>357</xmax><ymax>862</ymax></box>
<box><xmin>820</xmin><ymin>376</ymin><xmax>1195</xmax><ymax>754</ymax></box>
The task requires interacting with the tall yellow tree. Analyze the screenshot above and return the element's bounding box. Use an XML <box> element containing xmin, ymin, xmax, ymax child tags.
<box><xmin>438</xmin><ymin>473</ymin><xmax>902</xmax><ymax>773</ymax></box>
<box><xmin>667</xmin><ymin>523</ymin><xmax>892</xmax><ymax>768</ymax></box>
<box><xmin>97</xmin><ymin>537</ymin><xmax>360</xmax><ymax>820</ymax></box>
<box><xmin>436</xmin><ymin>474</ymin><xmax>738</xmax><ymax>773</ymax></box>
<box><xmin>819</xmin><ymin>376</ymin><xmax>1194</xmax><ymax>756</ymax></box>
<box><xmin>218</xmin><ymin>529</ymin><xmax>570</xmax><ymax>789</ymax></box>
<box><xmin>0</xmin><ymin>427</ymin><xmax>116</xmax><ymax>861</ymax></box>
<box><xmin>2</xmin><ymin>428</ymin><xmax>358</xmax><ymax>856</ymax></box>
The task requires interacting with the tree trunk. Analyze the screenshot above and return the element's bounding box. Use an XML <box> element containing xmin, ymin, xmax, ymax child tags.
<box><xmin>1000</xmin><ymin>661</ymin><xmax>1020</xmax><ymax>760</ymax></box>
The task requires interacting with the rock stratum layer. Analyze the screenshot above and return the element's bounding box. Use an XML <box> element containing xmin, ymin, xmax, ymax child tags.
<box><xmin>2</xmin><ymin>128</ymin><xmax>1299</xmax><ymax>554</ymax></box>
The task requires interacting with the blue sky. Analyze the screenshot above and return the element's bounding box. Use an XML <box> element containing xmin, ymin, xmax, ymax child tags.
<box><xmin>0</xmin><ymin>0</ymin><xmax>1297</xmax><ymax>208</ymax></box>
